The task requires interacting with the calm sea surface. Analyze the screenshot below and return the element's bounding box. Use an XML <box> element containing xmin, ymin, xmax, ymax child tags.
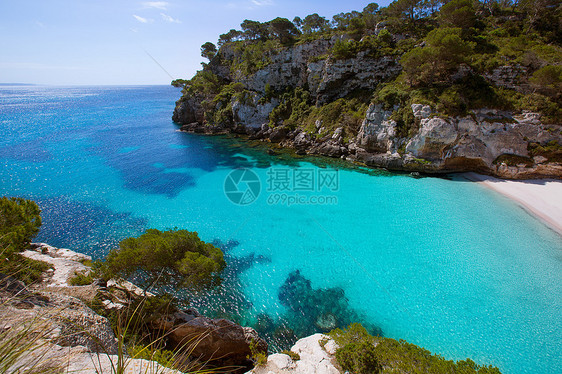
<box><xmin>1</xmin><ymin>85</ymin><xmax>560</xmax><ymax>373</ymax></box>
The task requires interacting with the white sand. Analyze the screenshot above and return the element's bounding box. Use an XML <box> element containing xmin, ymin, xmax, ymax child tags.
<box><xmin>463</xmin><ymin>172</ymin><xmax>562</xmax><ymax>236</ymax></box>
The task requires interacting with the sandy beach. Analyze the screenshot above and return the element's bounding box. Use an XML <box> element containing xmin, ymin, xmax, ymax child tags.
<box><xmin>463</xmin><ymin>172</ymin><xmax>562</xmax><ymax>236</ymax></box>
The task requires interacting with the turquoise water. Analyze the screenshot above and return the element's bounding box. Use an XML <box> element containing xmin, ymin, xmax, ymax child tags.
<box><xmin>1</xmin><ymin>86</ymin><xmax>561</xmax><ymax>373</ymax></box>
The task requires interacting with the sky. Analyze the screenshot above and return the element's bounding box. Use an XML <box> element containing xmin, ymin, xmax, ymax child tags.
<box><xmin>0</xmin><ymin>0</ymin><xmax>393</xmax><ymax>85</ymax></box>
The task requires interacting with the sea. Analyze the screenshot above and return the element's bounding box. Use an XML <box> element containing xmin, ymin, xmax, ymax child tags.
<box><xmin>0</xmin><ymin>85</ymin><xmax>560</xmax><ymax>373</ymax></box>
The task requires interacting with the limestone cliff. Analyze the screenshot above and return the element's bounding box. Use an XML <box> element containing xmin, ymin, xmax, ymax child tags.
<box><xmin>173</xmin><ymin>34</ymin><xmax>561</xmax><ymax>179</ymax></box>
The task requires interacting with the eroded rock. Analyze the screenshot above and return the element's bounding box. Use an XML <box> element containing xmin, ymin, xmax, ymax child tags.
<box><xmin>153</xmin><ymin>310</ymin><xmax>268</xmax><ymax>369</ymax></box>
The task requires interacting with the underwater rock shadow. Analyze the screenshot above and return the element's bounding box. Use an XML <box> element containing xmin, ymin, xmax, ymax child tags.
<box><xmin>255</xmin><ymin>270</ymin><xmax>383</xmax><ymax>351</ymax></box>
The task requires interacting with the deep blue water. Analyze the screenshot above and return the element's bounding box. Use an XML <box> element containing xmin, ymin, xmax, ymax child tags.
<box><xmin>1</xmin><ymin>86</ymin><xmax>561</xmax><ymax>373</ymax></box>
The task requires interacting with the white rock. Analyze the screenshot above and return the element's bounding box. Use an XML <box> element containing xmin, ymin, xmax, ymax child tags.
<box><xmin>268</xmin><ymin>354</ymin><xmax>296</xmax><ymax>370</ymax></box>
<box><xmin>22</xmin><ymin>248</ymin><xmax>89</xmax><ymax>287</ymax></box>
<box><xmin>107</xmin><ymin>279</ymin><xmax>155</xmax><ymax>298</ymax></box>
<box><xmin>356</xmin><ymin>104</ymin><xmax>397</xmax><ymax>153</ymax></box>
<box><xmin>405</xmin><ymin>117</ymin><xmax>458</xmax><ymax>157</ymax></box>
<box><xmin>246</xmin><ymin>334</ymin><xmax>340</xmax><ymax>374</ymax></box>
<box><xmin>411</xmin><ymin>103</ymin><xmax>431</xmax><ymax>119</ymax></box>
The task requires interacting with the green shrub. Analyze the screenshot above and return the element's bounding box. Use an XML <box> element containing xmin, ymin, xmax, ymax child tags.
<box><xmin>303</xmin><ymin>96</ymin><xmax>369</xmax><ymax>139</ymax></box>
<box><xmin>329</xmin><ymin>324</ymin><xmax>502</xmax><ymax>374</ymax></box>
<box><xmin>185</xmin><ymin>70</ymin><xmax>224</xmax><ymax>98</ymax></box>
<box><xmin>280</xmin><ymin>350</ymin><xmax>300</xmax><ymax>361</ymax></box>
<box><xmin>79</xmin><ymin>258</ymin><xmax>93</xmax><ymax>267</ymax></box>
<box><xmin>374</xmin><ymin>78</ymin><xmax>411</xmax><ymax>110</ymax></box>
<box><xmin>493</xmin><ymin>154</ymin><xmax>534</xmax><ymax>167</ymax></box>
<box><xmin>0</xmin><ymin>197</ymin><xmax>48</xmax><ymax>285</ymax></box>
<box><xmin>269</xmin><ymin>87</ymin><xmax>312</xmax><ymax>128</ymax></box>
<box><xmin>0</xmin><ymin>252</ymin><xmax>52</xmax><ymax>285</ymax></box>
<box><xmin>336</xmin><ymin>341</ymin><xmax>382</xmax><ymax>374</ymax></box>
<box><xmin>332</xmin><ymin>39</ymin><xmax>359</xmax><ymax>60</ymax></box>
<box><xmin>437</xmin><ymin>87</ymin><xmax>467</xmax><ymax>115</ymax></box>
<box><xmin>231</xmin><ymin>39</ymin><xmax>277</xmax><ymax>75</ymax></box>
<box><xmin>98</xmin><ymin>229</ymin><xmax>225</xmax><ymax>292</ymax></box>
<box><xmin>528</xmin><ymin>141</ymin><xmax>562</xmax><ymax>163</ymax></box>
<box><xmin>514</xmin><ymin>92</ymin><xmax>561</xmax><ymax>125</ymax></box>
<box><xmin>249</xmin><ymin>338</ymin><xmax>268</xmax><ymax>367</ymax></box>
<box><xmin>375</xmin><ymin>337</ymin><xmax>501</xmax><ymax>374</ymax></box>
<box><xmin>390</xmin><ymin>106</ymin><xmax>417</xmax><ymax>138</ymax></box>
<box><xmin>401</xmin><ymin>27</ymin><xmax>475</xmax><ymax>85</ymax></box>
<box><xmin>0</xmin><ymin>197</ymin><xmax>41</xmax><ymax>252</ymax></box>
<box><xmin>69</xmin><ymin>271</ymin><xmax>94</xmax><ymax>286</ymax></box>
<box><xmin>130</xmin><ymin>345</ymin><xmax>175</xmax><ymax>368</ymax></box>
<box><xmin>530</xmin><ymin>65</ymin><xmax>562</xmax><ymax>95</ymax></box>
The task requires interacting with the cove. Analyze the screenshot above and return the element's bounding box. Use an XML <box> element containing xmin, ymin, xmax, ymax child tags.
<box><xmin>0</xmin><ymin>86</ymin><xmax>560</xmax><ymax>374</ymax></box>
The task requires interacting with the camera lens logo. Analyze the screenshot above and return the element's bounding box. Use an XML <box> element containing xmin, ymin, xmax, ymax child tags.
<box><xmin>224</xmin><ymin>168</ymin><xmax>261</xmax><ymax>205</ymax></box>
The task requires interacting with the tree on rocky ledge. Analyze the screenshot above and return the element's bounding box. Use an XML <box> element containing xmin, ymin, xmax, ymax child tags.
<box><xmin>200</xmin><ymin>42</ymin><xmax>217</xmax><ymax>60</ymax></box>
<box><xmin>98</xmin><ymin>229</ymin><xmax>226</xmax><ymax>292</ymax></box>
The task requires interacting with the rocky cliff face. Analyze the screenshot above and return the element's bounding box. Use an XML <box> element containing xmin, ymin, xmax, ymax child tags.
<box><xmin>353</xmin><ymin>105</ymin><xmax>562</xmax><ymax>179</ymax></box>
<box><xmin>211</xmin><ymin>37</ymin><xmax>401</xmax><ymax>105</ymax></box>
<box><xmin>173</xmin><ymin>38</ymin><xmax>562</xmax><ymax>180</ymax></box>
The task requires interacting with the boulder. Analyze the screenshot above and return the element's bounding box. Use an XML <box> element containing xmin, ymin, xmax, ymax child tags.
<box><xmin>172</xmin><ymin>97</ymin><xmax>205</xmax><ymax>125</ymax></box>
<box><xmin>270</xmin><ymin>127</ymin><xmax>289</xmax><ymax>143</ymax></box>
<box><xmin>246</xmin><ymin>334</ymin><xmax>340</xmax><ymax>374</ymax></box>
<box><xmin>153</xmin><ymin>310</ymin><xmax>267</xmax><ymax>368</ymax></box>
<box><xmin>405</xmin><ymin>117</ymin><xmax>458</xmax><ymax>159</ymax></box>
<box><xmin>411</xmin><ymin>103</ymin><xmax>431</xmax><ymax>119</ymax></box>
<box><xmin>356</xmin><ymin>104</ymin><xmax>397</xmax><ymax>153</ymax></box>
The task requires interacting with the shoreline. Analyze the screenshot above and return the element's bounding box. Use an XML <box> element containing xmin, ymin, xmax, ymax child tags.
<box><xmin>462</xmin><ymin>172</ymin><xmax>562</xmax><ymax>237</ymax></box>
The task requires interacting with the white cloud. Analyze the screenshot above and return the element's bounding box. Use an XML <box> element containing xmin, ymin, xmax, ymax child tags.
<box><xmin>160</xmin><ymin>13</ymin><xmax>181</xmax><ymax>23</ymax></box>
<box><xmin>142</xmin><ymin>1</ymin><xmax>169</xmax><ymax>10</ymax></box>
<box><xmin>226</xmin><ymin>0</ymin><xmax>274</xmax><ymax>10</ymax></box>
<box><xmin>251</xmin><ymin>0</ymin><xmax>273</xmax><ymax>6</ymax></box>
<box><xmin>133</xmin><ymin>15</ymin><xmax>152</xmax><ymax>23</ymax></box>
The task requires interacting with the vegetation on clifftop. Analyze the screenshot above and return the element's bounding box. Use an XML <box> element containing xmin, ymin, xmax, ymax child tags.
<box><xmin>329</xmin><ymin>323</ymin><xmax>502</xmax><ymax>374</ymax></box>
<box><xmin>174</xmin><ymin>0</ymin><xmax>561</xmax><ymax>135</ymax></box>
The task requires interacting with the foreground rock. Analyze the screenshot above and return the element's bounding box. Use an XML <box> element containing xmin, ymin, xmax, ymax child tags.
<box><xmin>10</xmin><ymin>341</ymin><xmax>179</xmax><ymax>374</ymax></box>
<box><xmin>246</xmin><ymin>334</ymin><xmax>340</xmax><ymax>374</ymax></box>
<box><xmin>153</xmin><ymin>308</ymin><xmax>268</xmax><ymax>370</ymax></box>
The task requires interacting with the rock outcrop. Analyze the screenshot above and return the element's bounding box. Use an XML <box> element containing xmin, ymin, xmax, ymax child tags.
<box><xmin>210</xmin><ymin>38</ymin><xmax>401</xmax><ymax>106</ymax></box>
<box><xmin>352</xmin><ymin>105</ymin><xmax>562</xmax><ymax>178</ymax></box>
<box><xmin>246</xmin><ymin>334</ymin><xmax>340</xmax><ymax>374</ymax></box>
<box><xmin>178</xmin><ymin>103</ymin><xmax>562</xmax><ymax>179</ymax></box>
<box><xmin>153</xmin><ymin>308</ymin><xmax>268</xmax><ymax>369</ymax></box>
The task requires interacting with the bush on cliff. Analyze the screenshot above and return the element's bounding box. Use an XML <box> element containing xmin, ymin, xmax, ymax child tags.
<box><xmin>330</xmin><ymin>323</ymin><xmax>502</xmax><ymax>374</ymax></box>
<box><xmin>0</xmin><ymin>197</ymin><xmax>41</xmax><ymax>252</ymax></box>
<box><xmin>0</xmin><ymin>197</ymin><xmax>51</xmax><ymax>284</ymax></box>
<box><xmin>97</xmin><ymin>229</ymin><xmax>226</xmax><ymax>292</ymax></box>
